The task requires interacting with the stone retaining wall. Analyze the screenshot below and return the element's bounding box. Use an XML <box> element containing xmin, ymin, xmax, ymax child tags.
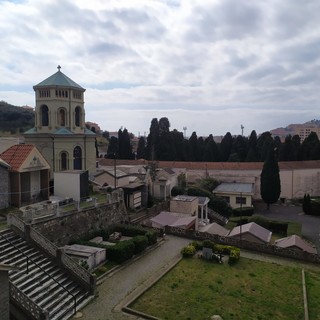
<box><xmin>32</xmin><ymin>202</ymin><xmax>129</xmax><ymax>246</ymax></box>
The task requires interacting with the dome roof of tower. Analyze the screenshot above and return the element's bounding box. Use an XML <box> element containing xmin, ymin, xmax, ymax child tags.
<box><xmin>33</xmin><ymin>66</ymin><xmax>85</xmax><ymax>91</ymax></box>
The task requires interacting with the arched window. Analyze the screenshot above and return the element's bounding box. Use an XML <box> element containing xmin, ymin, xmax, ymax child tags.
<box><xmin>59</xmin><ymin>109</ymin><xmax>66</xmax><ymax>126</ymax></box>
<box><xmin>75</xmin><ymin>106</ymin><xmax>81</xmax><ymax>127</ymax></box>
<box><xmin>73</xmin><ymin>146</ymin><xmax>82</xmax><ymax>170</ymax></box>
<box><xmin>41</xmin><ymin>105</ymin><xmax>49</xmax><ymax>126</ymax></box>
<box><xmin>60</xmin><ymin>152</ymin><xmax>68</xmax><ymax>171</ymax></box>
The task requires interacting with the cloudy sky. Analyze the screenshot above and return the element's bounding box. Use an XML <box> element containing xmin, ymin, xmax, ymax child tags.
<box><xmin>1</xmin><ymin>0</ymin><xmax>320</xmax><ymax>137</ymax></box>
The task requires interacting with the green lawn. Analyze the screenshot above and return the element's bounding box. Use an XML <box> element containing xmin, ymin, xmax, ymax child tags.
<box><xmin>130</xmin><ymin>257</ymin><xmax>307</xmax><ymax>320</ymax></box>
<box><xmin>306</xmin><ymin>271</ymin><xmax>320</xmax><ymax>320</ymax></box>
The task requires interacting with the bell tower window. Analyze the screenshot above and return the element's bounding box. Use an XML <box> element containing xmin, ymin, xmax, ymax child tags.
<box><xmin>73</xmin><ymin>146</ymin><xmax>82</xmax><ymax>170</ymax></box>
<box><xmin>60</xmin><ymin>152</ymin><xmax>68</xmax><ymax>170</ymax></box>
<box><xmin>59</xmin><ymin>109</ymin><xmax>66</xmax><ymax>126</ymax></box>
<box><xmin>41</xmin><ymin>105</ymin><xmax>49</xmax><ymax>126</ymax></box>
<box><xmin>75</xmin><ymin>106</ymin><xmax>81</xmax><ymax>127</ymax></box>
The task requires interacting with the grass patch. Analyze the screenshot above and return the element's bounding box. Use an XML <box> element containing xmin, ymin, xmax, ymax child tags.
<box><xmin>130</xmin><ymin>258</ymin><xmax>306</xmax><ymax>320</ymax></box>
<box><xmin>93</xmin><ymin>260</ymin><xmax>119</xmax><ymax>277</ymax></box>
<box><xmin>305</xmin><ymin>271</ymin><xmax>320</xmax><ymax>319</ymax></box>
<box><xmin>287</xmin><ymin>222</ymin><xmax>301</xmax><ymax>236</ymax></box>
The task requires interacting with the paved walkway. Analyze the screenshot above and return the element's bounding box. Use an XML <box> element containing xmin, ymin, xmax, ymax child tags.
<box><xmin>77</xmin><ymin>235</ymin><xmax>190</xmax><ymax>320</ymax></box>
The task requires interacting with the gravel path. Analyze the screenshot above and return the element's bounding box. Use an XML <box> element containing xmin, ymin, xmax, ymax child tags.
<box><xmin>78</xmin><ymin>235</ymin><xmax>190</xmax><ymax>320</ymax></box>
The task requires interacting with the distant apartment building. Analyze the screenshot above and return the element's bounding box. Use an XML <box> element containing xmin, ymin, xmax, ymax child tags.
<box><xmin>270</xmin><ymin>121</ymin><xmax>320</xmax><ymax>142</ymax></box>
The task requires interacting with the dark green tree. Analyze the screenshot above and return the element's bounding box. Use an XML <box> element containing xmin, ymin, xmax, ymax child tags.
<box><xmin>219</xmin><ymin>132</ymin><xmax>233</xmax><ymax>161</ymax></box>
<box><xmin>230</xmin><ymin>135</ymin><xmax>247</xmax><ymax>161</ymax></box>
<box><xmin>146</xmin><ymin>118</ymin><xmax>159</xmax><ymax>160</ymax></box>
<box><xmin>118</xmin><ymin>128</ymin><xmax>133</xmax><ymax>159</ymax></box>
<box><xmin>257</xmin><ymin>131</ymin><xmax>273</xmax><ymax>161</ymax></box>
<box><xmin>157</xmin><ymin>117</ymin><xmax>176</xmax><ymax>160</ymax></box>
<box><xmin>246</xmin><ymin>130</ymin><xmax>258</xmax><ymax>162</ymax></box>
<box><xmin>137</xmin><ymin>136</ymin><xmax>147</xmax><ymax>159</ymax></box>
<box><xmin>187</xmin><ymin>132</ymin><xmax>199</xmax><ymax>161</ymax></box>
<box><xmin>298</xmin><ymin>132</ymin><xmax>319</xmax><ymax>160</ymax></box>
<box><xmin>302</xmin><ymin>194</ymin><xmax>311</xmax><ymax>215</ymax></box>
<box><xmin>107</xmin><ymin>136</ymin><xmax>118</xmax><ymax>158</ymax></box>
<box><xmin>171</xmin><ymin>129</ymin><xmax>186</xmax><ymax>161</ymax></box>
<box><xmin>260</xmin><ymin>145</ymin><xmax>281</xmax><ymax>209</ymax></box>
<box><xmin>279</xmin><ymin>135</ymin><xmax>296</xmax><ymax>161</ymax></box>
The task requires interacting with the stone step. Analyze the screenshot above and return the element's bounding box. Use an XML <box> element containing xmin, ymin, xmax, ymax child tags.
<box><xmin>20</xmin><ymin>268</ymin><xmax>66</xmax><ymax>296</ymax></box>
<box><xmin>0</xmin><ymin>246</ymin><xmax>37</xmax><ymax>264</ymax></box>
<box><xmin>37</xmin><ymin>279</ymin><xmax>77</xmax><ymax>309</ymax></box>
<box><xmin>10</xmin><ymin>257</ymin><xmax>52</xmax><ymax>285</ymax></box>
<box><xmin>0</xmin><ymin>237</ymin><xmax>26</xmax><ymax>252</ymax></box>
<box><xmin>49</xmin><ymin>290</ymin><xmax>89</xmax><ymax>320</ymax></box>
<box><xmin>8</xmin><ymin>256</ymin><xmax>53</xmax><ymax>281</ymax></box>
<box><xmin>3</xmin><ymin>228</ymin><xmax>93</xmax><ymax>320</ymax></box>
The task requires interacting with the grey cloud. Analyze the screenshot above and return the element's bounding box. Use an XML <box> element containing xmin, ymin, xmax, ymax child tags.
<box><xmin>271</xmin><ymin>1</ymin><xmax>320</xmax><ymax>39</ymax></box>
<box><xmin>184</xmin><ymin>1</ymin><xmax>265</xmax><ymax>43</ymax></box>
<box><xmin>275</xmin><ymin>38</ymin><xmax>320</xmax><ymax>66</ymax></box>
<box><xmin>88</xmin><ymin>42</ymin><xmax>136</xmax><ymax>58</ymax></box>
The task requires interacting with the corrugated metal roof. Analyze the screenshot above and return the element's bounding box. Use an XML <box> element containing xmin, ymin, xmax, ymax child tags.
<box><xmin>33</xmin><ymin>69</ymin><xmax>84</xmax><ymax>90</ymax></box>
<box><xmin>213</xmin><ymin>183</ymin><xmax>254</xmax><ymax>194</ymax></box>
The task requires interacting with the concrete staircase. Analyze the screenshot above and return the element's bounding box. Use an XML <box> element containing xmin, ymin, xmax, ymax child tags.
<box><xmin>0</xmin><ymin>228</ymin><xmax>92</xmax><ymax>320</ymax></box>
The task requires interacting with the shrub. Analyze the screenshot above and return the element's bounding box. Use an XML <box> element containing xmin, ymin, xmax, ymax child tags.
<box><xmin>228</xmin><ymin>248</ymin><xmax>240</xmax><ymax>265</ymax></box>
<box><xmin>145</xmin><ymin>230</ymin><xmax>158</xmax><ymax>245</ymax></box>
<box><xmin>202</xmin><ymin>240</ymin><xmax>215</xmax><ymax>250</ymax></box>
<box><xmin>214</xmin><ymin>244</ymin><xmax>238</xmax><ymax>255</ymax></box>
<box><xmin>190</xmin><ymin>241</ymin><xmax>202</xmax><ymax>250</ymax></box>
<box><xmin>113</xmin><ymin>224</ymin><xmax>147</xmax><ymax>237</ymax></box>
<box><xmin>132</xmin><ymin>235</ymin><xmax>148</xmax><ymax>254</ymax></box>
<box><xmin>181</xmin><ymin>245</ymin><xmax>196</xmax><ymax>258</ymax></box>
<box><xmin>233</xmin><ymin>206</ymin><xmax>254</xmax><ymax>217</ymax></box>
<box><xmin>106</xmin><ymin>240</ymin><xmax>135</xmax><ymax>263</ymax></box>
<box><xmin>268</xmin><ymin>221</ymin><xmax>287</xmax><ymax>234</ymax></box>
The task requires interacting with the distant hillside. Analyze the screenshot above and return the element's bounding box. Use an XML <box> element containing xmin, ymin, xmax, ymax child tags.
<box><xmin>0</xmin><ymin>101</ymin><xmax>34</xmax><ymax>134</ymax></box>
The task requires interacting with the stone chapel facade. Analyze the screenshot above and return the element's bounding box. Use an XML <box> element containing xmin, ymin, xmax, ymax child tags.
<box><xmin>24</xmin><ymin>66</ymin><xmax>96</xmax><ymax>178</ymax></box>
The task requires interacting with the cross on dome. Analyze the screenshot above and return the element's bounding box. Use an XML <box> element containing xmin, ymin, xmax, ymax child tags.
<box><xmin>57</xmin><ymin>65</ymin><xmax>61</xmax><ymax>71</ymax></box>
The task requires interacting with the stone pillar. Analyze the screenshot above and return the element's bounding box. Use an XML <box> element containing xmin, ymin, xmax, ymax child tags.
<box><xmin>201</xmin><ymin>206</ymin><xmax>204</xmax><ymax>225</ymax></box>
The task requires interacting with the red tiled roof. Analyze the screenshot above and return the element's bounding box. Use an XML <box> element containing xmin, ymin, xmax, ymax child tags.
<box><xmin>0</xmin><ymin>144</ymin><xmax>35</xmax><ymax>172</ymax></box>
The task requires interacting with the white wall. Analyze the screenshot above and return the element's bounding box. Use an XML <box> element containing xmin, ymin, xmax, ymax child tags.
<box><xmin>54</xmin><ymin>172</ymin><xmax>80</xmax><ymax>201</ymax></box>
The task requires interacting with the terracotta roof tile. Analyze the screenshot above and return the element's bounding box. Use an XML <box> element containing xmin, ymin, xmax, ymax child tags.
<box><xmin>0</xmin><ymin>144</ymin><xmax>34</xmax><ymax>172</ymax></box>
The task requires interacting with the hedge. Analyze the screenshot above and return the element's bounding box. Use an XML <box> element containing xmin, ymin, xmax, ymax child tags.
<box><xmin>132</xmin><ymin>235</ymin><xmax>148</xmax><ymax>254</ymax></box>
<box><xmin>106</xmin><ymin>240</ymin><xmax>135</xmax><ymax>263</ymax></box>
<box><xmin>233</xmin><ymin>206</ymin><xmax>254</xmax><ymax>217</ymax></box>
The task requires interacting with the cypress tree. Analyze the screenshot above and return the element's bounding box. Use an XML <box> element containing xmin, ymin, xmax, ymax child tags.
<box><xmin>260</xmin><ymin>145</ymin><xmax>281</xmax><ymax>209</ymax></box>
